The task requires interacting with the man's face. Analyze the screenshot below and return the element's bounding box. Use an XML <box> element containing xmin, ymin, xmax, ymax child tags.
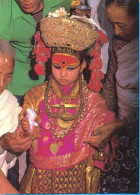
<box><xmin>107</xmin><ymin>3</ymin><xmax>138</xmax><ymax>41</ymax></box>
<box><xmin>15</xmin><ymin>0</ymin><xmax>43</xmax><ymax>14</ymax></box>
<box><xmin>0</xmin><ymin>54</ymin><xmax>14</xmax><ymax>95</ymax></box>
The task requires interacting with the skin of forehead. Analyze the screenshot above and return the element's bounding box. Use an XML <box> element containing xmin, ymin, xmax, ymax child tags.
<box><xmin>0</xmin><ymin>53</ymin><xmax>14</xmax><ymax>69</ymax></box>
<box><xmin>107</xmin><ymin>2</ymin><xmax>136</xmax><ymax>24</ymax></box>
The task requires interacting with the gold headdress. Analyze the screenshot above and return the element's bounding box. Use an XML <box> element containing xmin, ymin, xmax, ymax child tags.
<box><xmin>33</xmin><ymin>8</ymin><xmax>108</xmax><ymax>92</ymax></box>
<box><xmin>40</xmin><ymin>15</ymin><xmax>99</xmax><ymax>51</ymax></box>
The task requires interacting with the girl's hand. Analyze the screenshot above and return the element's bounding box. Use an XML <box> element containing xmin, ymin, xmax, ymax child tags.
<box><xmin>22</xmin><ymin>117</ymin><xmax>30</xmax><ymax>131</ymax></box>
<box><xmin>31</xmin><ymin>139</ymin><xmax>38</xmax><ymax>152</ymax></box>
<box><xmin>31</xmin><ymin>125</ymin><xmax>41</xmax><ymax>140</ymax></box>
<box><xmin>21</xmin><ymin>116</ymin><xmax>41</xmax><ymax>139</ymax></box>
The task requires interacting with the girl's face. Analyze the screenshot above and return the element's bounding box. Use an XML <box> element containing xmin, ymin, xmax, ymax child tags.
<box><xmin>107</xmin><ymin>2</ymin><xmax>138</xmax><ymax>40</ymax></box>
<box><xmin>15</xmin><ymin>0</ymin><xmax>43</xmax><ymax>14</ymax></box>
<box><xmin>52</xmin><ymin>53</ymin><xmax>85</xmax><ymax>86</ymax></box>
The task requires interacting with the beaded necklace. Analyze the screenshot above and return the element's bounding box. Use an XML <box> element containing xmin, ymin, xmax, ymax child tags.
<box><xmin>44</xmin><ymin>74</ymin><xmax>88</xmax><ymax>139</ymax></box>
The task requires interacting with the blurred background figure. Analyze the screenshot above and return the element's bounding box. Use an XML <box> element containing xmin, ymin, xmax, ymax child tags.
<box><xmin>70</xmin><ymin>0</ymin><xmax>114</xmax><ymax>75</ymax></box>
<box><xmin>70</xmin><ymin>0</ymin><xmax>91</xmax><ymax>18</ymax></box>
<box><xmin>87</xmin><ymin>0</ymin><xmax>114</xmax><ymax>41</ymax></box>
<box><xmin>0</xmin><ymin>39</ymin><xmax>34</xmax><ymax>190</ymax></box>
<box><xmin>100</xmin><ymin>0</ymin><xmax>139</xmax><ymax>193</ymax></box>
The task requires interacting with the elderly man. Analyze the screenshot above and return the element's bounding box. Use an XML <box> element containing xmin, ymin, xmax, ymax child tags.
<box><xmin>0</xmin><ymin>39</ymin><xmax>37</xmax><ymax>188</ymax></box>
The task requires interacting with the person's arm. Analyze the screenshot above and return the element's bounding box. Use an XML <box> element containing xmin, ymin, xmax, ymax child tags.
<box><xmin>0</xmin><ymin>169</ymin><xmax>19</xmax><ymax>194</ymax></box>
<box><xmin>0</xmin><ymin>125</ymin><xmax>32</xmax><ymax>154</ymax></box>
<box><xmin>86</xmin><ymin>119</ymin><xmax>124</xmax><ymax>149</ymax></box>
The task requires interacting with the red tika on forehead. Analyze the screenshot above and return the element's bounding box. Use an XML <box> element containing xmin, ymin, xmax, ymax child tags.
<box><xmin>52</xmin><ymin>53</ymin><xmax>80</xmax><ymax>68</ymax></box>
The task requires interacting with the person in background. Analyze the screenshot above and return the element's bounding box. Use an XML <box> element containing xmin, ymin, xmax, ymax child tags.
<box><xmin>70</xmin><ymin>0</ymin><xmax>113</xmax><ymax>75</ymax></box>
<box><xmin>92</xmin><ymin>0</ymin><xmax>139</xmax><ymax>193</ymax></box>
<box><xmin>87</xmin><ymin>0</ymin><xmax>114</xmax><ymax>74</ymax></box>
<box><xmin>70</xmin><ymin>0</ymin><xmax>91</xmax><ymax>18</ymax></box>
<box><xmin>87</xmin><ymin>0</ymin><xmax>114</xmax><ymax>42</ymax></box>
<box><xmin>0</xmin><ymin>39</ymin><xmax>36</xmax><ymax>188</ymax></box>
<box><xmin>19</xmin><ymin>9</ymin><xmax>117</xmax><ymax>193</ymax></box>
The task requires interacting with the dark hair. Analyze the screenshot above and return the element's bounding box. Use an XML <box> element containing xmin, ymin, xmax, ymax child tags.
<box><xmin>105</xmin><ymin>0</ymin><xmax>139</xmax><ymax>17</ymax></box>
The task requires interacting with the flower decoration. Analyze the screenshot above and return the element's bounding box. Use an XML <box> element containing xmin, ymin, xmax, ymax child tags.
<box><xmin>32</xmin><ymin>8</ymin><xmax>108</xmax><ymax>93</ymax></box>
<box><xmin>88</xmin><ymin>30</ymin><xmax>108</xmax><ymax>92</ymax></box>
<box><xmin>33</xmin><ymin>31</ymin><xmax>51</xmax><ymax>75</ymax></box>
<box><xmin>48</xmin><ymin>7</ymin><xmax>68</xmax><ymax>17</ymax></box>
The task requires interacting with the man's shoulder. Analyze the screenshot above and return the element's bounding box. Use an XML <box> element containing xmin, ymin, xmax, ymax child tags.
<box><xmin>0</xmin><ymin>90</ymin><xmax>18</xmax><ymax>106</ymax></box>
<box><xmin>43</xmin><ymin>0</ymin><xmax>72</xmax><ymax>13</ymax></box>
<box><xmin>0</xmin><ymin>0</ymin><xmax>12</xmax><ymax>5</ymax></box>
<box><xmin>2</xmin><ymin>90</ymin><xmax>17</xmax><ymax>100</ymax></box>
<box><xmin>0</xmin><ymin>0</ymin><xmax>13</xmax><ymax>13</ymax></box>
<box><xmin>0</xmin><ymin>0</ymin><xmax>21</xmax><ymax>25</ymax></box>
<box><xmin>44</xmin><ymin>0</ymin><xmax>71</xmax><ymax>6</ymax></box>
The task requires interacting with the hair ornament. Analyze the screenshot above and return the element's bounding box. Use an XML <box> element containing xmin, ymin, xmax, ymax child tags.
<box><xmin>33</xmin><ymin>31</ymin><xmax>51</xmax><ymax>75</ymax></box>
<box><xmin>32</xmin><ymin>8</ymin><xmax>108</xmax><ymax>92</ymax></box>
<box><xmin>88</xmin><ymin>30</ymin><xmax>108</xmax><ymax>92</ymax></box>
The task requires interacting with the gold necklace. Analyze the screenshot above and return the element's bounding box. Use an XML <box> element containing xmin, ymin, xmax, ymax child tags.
<box><xmin>48</xmin><ymin>80</ymin><xmax>88</xmax><ymax>140</ymax></box>
<box><xmin>45</xmin><ymin>76</ymin><xmax>89</xmax><ymax>155</ymax></box>
<box><xmin>44</xmin><ymin>74</ymin><xmax>85</xmax><ymax>122</ymax></box>
<box><xmin>44</xmin><ymin>74</ymin><xmax>88</xmax><ymax>138</ymax></box>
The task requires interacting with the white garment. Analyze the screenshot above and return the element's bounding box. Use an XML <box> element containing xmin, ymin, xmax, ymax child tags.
<box><xmin>88</xmin><ymin>0</ymin><xmax>114</xmax><ymax>74</ymax></box>
<box><xmin>0</xmin><ymin>90</ymin><xmax>22</xmax><ymax>176</ymax></box>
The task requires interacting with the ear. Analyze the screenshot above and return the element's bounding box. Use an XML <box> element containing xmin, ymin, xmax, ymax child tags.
<box><xmin>80</xmin><ymin>59</ymin><xmax>86</xmax><ymax>73</ymax></box>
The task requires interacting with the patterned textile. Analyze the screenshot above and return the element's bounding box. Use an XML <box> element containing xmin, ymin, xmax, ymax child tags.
<box><xmin>115</xmin><ymin>37</ymin><xmax>139</xmax><ymax>119</ymax></box>
<box><xmin>101</xmin><ymin>36</ymin><xmax>139</xmax><ymax>193</ymax></box>
<box><xmin>102</xmin><ymin>36</ymin><xmax>139</xmax><ymax>118</ymax></box>
<box><xmin>20</xmin><ymin>159</ymin><xmax>102</xmax><ymax>194</ymax></box>
<box><xmin>100</xmin><ymin>124</ymin><xmax>139</xmax><ymax>193</ymax></box>
<box><xmin>19</xmin><ymin>79</ymin><xmax>116</xmax><ymax>193</ymax></box>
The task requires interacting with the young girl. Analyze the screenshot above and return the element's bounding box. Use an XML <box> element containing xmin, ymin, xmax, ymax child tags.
<box><xmin>20</xmin><ymin>10</ymin><xmax>117</xmax><ymax>194</ymax></box>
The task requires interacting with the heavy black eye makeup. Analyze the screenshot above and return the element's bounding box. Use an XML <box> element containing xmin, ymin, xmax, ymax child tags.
<box><xmin>52</xmin><ymin>63</ymin><xmax>80</xmax><ymax>71</ymax></box>
<box><xmin>52</xmin><ymin>64</ymin><xmax>61</xmax><ymax>69</ymax></box>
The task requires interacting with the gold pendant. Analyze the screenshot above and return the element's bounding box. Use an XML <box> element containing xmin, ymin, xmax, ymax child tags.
<box><xmin>62</xmin><ymin>95</ymin><xmax>71</xmax><ymax>104</ymax></box>
<box><xmin>50</xmin><ymin>143</ymin><xmax>59</xmax><ymax>155</ymax></box>
<box><xmin>57</xmin><ymin>112</ymin><xmax>74</xmax><ymax>129</ymax></box>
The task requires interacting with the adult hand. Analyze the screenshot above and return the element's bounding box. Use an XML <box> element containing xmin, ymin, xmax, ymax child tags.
<box><xmin>86</xmin><ymin>120</ymin><xmax>123</xmax><ymax>149</ymax></box>
<box><xmin>0</xmin><ymin>124</ymin><xmax>32</xmax><ymax>154</ymax></box>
